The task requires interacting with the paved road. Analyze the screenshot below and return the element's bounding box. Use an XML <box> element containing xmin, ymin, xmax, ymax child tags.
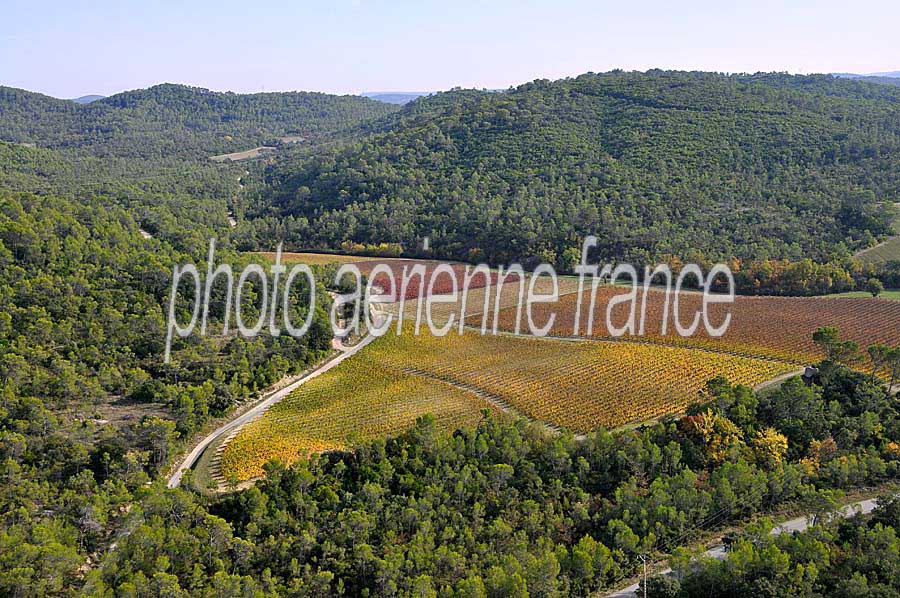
<box><xmin>608</xmin><ymin>497</ymin><xmax>880</xmax><ymax>597</ymax></box>
<box><xmin>167</xmin><ymin>302</ymin><xmax>387</xmax><ymax>488</ymax></box>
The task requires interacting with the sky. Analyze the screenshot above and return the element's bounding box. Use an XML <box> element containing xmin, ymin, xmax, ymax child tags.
<box><xmin>2</xmin><ymin>0</ymin><xmax>899</xmax><ymax>98</ymax></box>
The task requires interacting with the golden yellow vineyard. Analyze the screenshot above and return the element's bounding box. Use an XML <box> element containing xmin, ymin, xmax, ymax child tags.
<box><xmin>221</xmin><ymin>331</ymin><xmax>797</xmax><ymax>480</ymax></box>
<box><xmin>220</xmin><ymin>357</ymin><xmax>497</xmax><ymax>480</ymax></box>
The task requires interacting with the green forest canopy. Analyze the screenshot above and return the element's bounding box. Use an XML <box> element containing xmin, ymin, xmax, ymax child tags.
<box><xmin>245</xmin><ymin>71</ymin><xmax>900</xmax><ymax>265</ymax></box>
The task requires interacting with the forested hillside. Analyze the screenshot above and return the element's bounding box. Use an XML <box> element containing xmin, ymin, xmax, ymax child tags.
<box><xmin>0</xmin><ymin>85</ymin><xmax>399</xmax><ymax>253</ymax></box>
<box><xmin>0</xmin><ymin>83</ymin><xmax>395</xmax><ymax>594</ymax></box>
<box><xmin>244</xmin><ymin>71</ymin><xmax>900</xmax><ymax>265</ymax></box>
<box><xmin>651</xmin><ymin>498</ymin><xmax>900</xmax><ymax>596</ymax></box>
<box><xmin>4</xmin><ymin>74</ymin><xmax>899</xmax><ymax>269</ymax></box>
<box><xmin>0</xmin><ymin>189</ymin><xmax>337</xmax><ymax>594</ymax></box>
<box><xmin>0</xmin><ymin>84</ymin><xmax>399</xmax><ymax>159</ymax></box>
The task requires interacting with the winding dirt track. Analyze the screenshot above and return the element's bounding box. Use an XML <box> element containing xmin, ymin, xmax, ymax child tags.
<box><xmin>167</xmin><ymin>307</ymin><xmax>386</xmax><ymax>488</ymax></box>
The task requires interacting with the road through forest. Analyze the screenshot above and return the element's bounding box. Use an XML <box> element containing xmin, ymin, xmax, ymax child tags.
<box><xmin>607</xmin><ymin>498</ymin><xmax>880</xmax><ymax>596</ymax></box>
<box><xmin>167</xmin><ymin>303</ymin><xmax>387</xmax><ymax>488</ymax></box>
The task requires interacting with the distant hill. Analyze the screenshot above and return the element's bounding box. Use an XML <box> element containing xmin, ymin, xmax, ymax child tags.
<box><xmin>852</xmin><ymin>76</ymin><xmax>900</xmax><ymax>87</ymax></box>
<box><xmin>251</xmin><ymin>71</ymin><xmax>900</xmax><ymax>265</ymax></box>
<box><xmin>71</xmin><ymin>94</ymin><xmax>105</xmax><ymax>103</ymax></box>
<box><xmin>0</xmin><ymin>84</ymin><xmax>402</xmax><ymax>253</ymax></box>
<box><xmin>833</xmin><ymin>73</ymin><xmax>900</xmax><ymax>87</ymax></box>
<box><xmin>362</xmin><ymin>92</ymin><xmax>429</xmax><ymax>104</ymax></box>
<box><xmin>834</xmin><ymin>71</ymin><xmax>900</xmax><ymax>85</ymax></box>
<box><xmin>6</xmin><ymin>75</ymin><xmax>900</xmax><ymax>265</ymax></box>
<box><xmin>0</xmin><ymin>83</ymin><xmax>400</xmax><ymax>160</ymax></box>
<box><xmin>834</xmin><ymin>71</ymin><xmax>900</xmax><ymax>78</ymax></box>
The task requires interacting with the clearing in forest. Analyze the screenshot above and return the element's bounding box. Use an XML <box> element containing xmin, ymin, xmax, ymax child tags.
<box><xmin>209</xmin><ymin>146</ymin><xmax>277</xmax><ymax>162</ymax></box>
<box><xmin>855</xmin><ymin>203</ymin><xmax>900</xmax><ymax>263</ymax></box>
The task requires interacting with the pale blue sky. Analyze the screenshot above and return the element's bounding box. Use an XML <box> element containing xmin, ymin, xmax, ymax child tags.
<box><xmin>2</xmin><ymin>0</ymin><xmax>898</xmax><ymax>98</ymax></box>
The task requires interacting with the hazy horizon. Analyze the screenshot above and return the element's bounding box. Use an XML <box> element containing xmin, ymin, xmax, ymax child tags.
<box><xmin>3</xmin><ymin>0</ymin><xmax>899</xmax><ymax>99</ymax></box>
<box><xmin>12</xmin><ymin>67</ymin><xmax>900</xmax><ymax>103</ymax></box>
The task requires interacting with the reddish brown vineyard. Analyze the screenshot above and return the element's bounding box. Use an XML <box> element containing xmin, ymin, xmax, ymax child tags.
<box><xmin>357</xmin><ymin>259</ymin><xmax>520</xmax><ymax>301</ymax></box>
<box><xmin>255</xmin><ymin>251</ymin><xmax>364</xmax><ymax>265</ymax></box>
<box><xmin>490</xmin><ymin>287</ymin><xmax>900</xmax><ymax>363</ymax></box>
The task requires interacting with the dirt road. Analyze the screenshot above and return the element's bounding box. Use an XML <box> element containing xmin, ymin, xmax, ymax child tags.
<box><xmin>167</xmin><ymin>303</ymin><xmax>386</xmax><ymax>488</ymax></box>
<box><xmin>607</xmin><ymin>497</ymin><xmax>880</xmax><ymax>596</ymax></box>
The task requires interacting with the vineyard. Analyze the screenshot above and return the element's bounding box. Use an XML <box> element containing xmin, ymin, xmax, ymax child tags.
<box><xmin>383</xmin><ymin>274</ymin><xmax>583</xmax><ymax>325</ymax></box>
<box><xmin>221</xmin><ymin>329</ymin><xmax>796</xmax><ymax>480</ymax></box>
<box><xmin>356</xmin><ymin>259</ymin><xmax>521</xmax><ymax>301</ymax></box>
<box><xmin>489</xmin><ymin>287</ymin><xmax>900</xmax><ymax>363</ymax></box>
<box><xmin>370</xmin><ymin>332</ymin><xmax>796</xmax><ymax>432</ymax></box>
<box><xmin>216</xmin><ymin>266</ymin><xmax>898</xmax><ymax>483</ymax></box>
<box><xmin>220</xmin><ymin>357</ymin><xmax>497</xmax><ymax>480</ymax></box>
<box><xmin>856</xmin><ymin>236</ymin><xmax>900</xmax><ymax>264</ymax></box>
<box><xmin>254</xmin><ymin>251</ymin><xmax>366</xmax><ymax>265</ymax></box>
